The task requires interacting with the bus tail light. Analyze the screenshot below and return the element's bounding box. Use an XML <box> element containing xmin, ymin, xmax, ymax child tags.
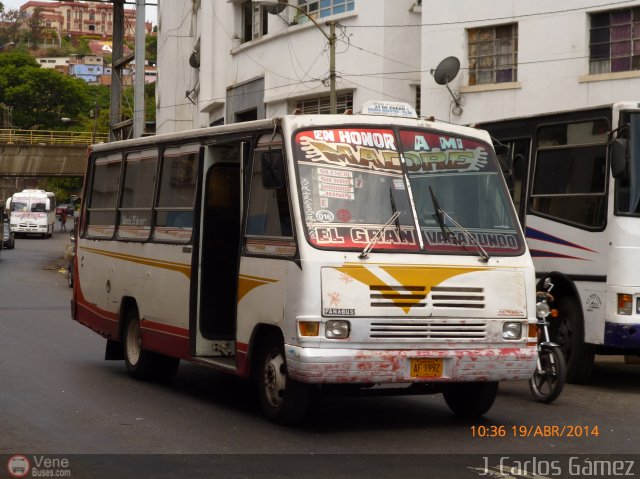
<box><xmin>326</xmin><ymin>320</ymin><xmax>350</xmax><ymax>339</ymax></box>
<box><xmin>618</xmin><ymin>294</ymin><xmax>633</xmax><ymax>315</ymax></box>
<box><xmin>298</xmin><ymin>321</ymin><xmax>319</xmax><ymax>337</ymax></box>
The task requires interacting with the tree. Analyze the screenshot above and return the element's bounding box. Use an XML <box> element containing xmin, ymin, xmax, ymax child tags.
<box><xmin>0</xmin><ymin>51</ymin><xmax>92</xmax><ymax>129</ymax></box>
<box><xmin>0</xmin><ymin>9</ymin><xmax>28</xmax><ymax>44</ymax></box>
<box><xmin>38</xmin><ymin>177</ymin><xmax>83</xmax><ymax>202</ymax></box>
<box><xmin>27</xmin><ymin>7</ymin><xmax>44</xmax><ymax>49</ymax></box>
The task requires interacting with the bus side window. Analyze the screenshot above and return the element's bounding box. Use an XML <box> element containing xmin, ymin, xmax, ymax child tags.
<box><xmin>246</xmin><ymin>148</ymin><xmax>293</xmax><ymax>238</ymax></box>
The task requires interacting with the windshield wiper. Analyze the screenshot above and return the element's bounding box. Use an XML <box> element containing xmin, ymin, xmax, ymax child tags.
<box><xmin>428</xmin><ymin>186</ymin><xmax>490</xmax><ymax>263</ymax></box>
<box><xmin>429</xmin><ymin>186</ymin><xmax>450</xmax><ymax>240</ymax></box>
<box><xmin>359</xmin><ymin>210</ymin><xmax>401</xmax><ymax>259</ymax></box>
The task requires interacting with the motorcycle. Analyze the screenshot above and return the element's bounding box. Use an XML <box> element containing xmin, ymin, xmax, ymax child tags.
<box><xmin>529</xmin><ymin>278</ymin><xmax>566</xmax><ymax>403</ymax></box>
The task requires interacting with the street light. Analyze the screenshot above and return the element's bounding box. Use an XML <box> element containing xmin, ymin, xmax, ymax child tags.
<box><xmin>254</xmin><ymin>1</ymin><xmax>337</xmax><ymax>114</ymax></box>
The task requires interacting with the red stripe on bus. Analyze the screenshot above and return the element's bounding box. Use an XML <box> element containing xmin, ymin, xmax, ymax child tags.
<box><xmin>141</xmin><ymin>319</ymin><xmax>189</xmax><ymax>338</ymax></box>
<box><xmin>141</xmin><ymin>327</ymin><xmax>191</xmax><ymax>360</ymax></box>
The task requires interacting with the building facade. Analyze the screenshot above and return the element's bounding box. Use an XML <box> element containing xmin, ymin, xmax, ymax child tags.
<box><xmin>20</xmin><ymin>1</ymin><xmax>151</xmax><ymax>39</ymax></box>
<box><xmin>156</xmin><ymin>0</ymin><xmax>422</xmax><ymax>133</ymax></box>
<box><xmin>420</xmin><ymin>0</ymin><xmax>640</xmax><ymax>124</ymax></box>
<box><xmin>156</xmin><ymin>0</ymin><xmax>640</xmax><ymax>133</ymax></box>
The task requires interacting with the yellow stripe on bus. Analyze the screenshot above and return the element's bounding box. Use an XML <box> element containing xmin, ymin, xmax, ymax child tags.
<box><xmin>80</xmin><ymin>246</ymin><xmax>192</xmax><ymax>278</ymax></box>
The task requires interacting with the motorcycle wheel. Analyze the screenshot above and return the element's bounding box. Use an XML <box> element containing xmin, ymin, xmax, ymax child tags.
<box><xmin>529</xmin><ymin>344</ymin><xmax>566</xmax><ymax>403</ymax></box>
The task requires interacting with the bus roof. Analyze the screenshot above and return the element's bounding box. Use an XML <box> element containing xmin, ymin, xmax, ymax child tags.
<box><xmin>92</xmin><ymin>113</ymin><xmax>493</xmax><ymax>154</ymax></box>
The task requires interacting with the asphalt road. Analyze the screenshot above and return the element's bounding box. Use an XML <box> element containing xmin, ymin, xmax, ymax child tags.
<box><xmin>1</xmin><ymin>224</ymin><xmax>639</xmax><ymax>477</ymax></box>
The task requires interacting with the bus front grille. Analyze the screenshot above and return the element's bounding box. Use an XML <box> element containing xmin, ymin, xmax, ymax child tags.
<box><xmin>369</xmin><ymin>285</ymin><xmax>428</xmax><ymax>309</ymax></box>
<box><xmin>370</xmin><ymin>321</ymin><xmax>487</xmax><ymax>339</ymax></box>
<box><xmin>431</xmin><ymin>286</ymin><xmax>485</xmax><ymax>309</ymax></box>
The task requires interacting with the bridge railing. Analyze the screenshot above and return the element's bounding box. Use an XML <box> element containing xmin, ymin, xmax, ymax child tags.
<box><xmin>0</xmin><ymin>128</ymin><xmax>109</xmax><ymax>146</ymax></box>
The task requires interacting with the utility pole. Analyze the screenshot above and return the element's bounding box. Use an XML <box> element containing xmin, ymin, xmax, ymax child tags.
<box><xmin>133</xmin><ymin>0</ymin><xmax>146</xmax><ymax>138</ymax></box>
<box><xmin>109</xmin><ymin>0</ymin><xmax>125</xmax><ymax>142</ymax></box>
<box><xmin>257</xmin><ymin>2</ymin><xmax>338</xmax><ymax>114</ymax></box>
<box><xmin>328</xmin><ymin>21</ymin><xmax>336</xmax><ymax>114</ymax></box>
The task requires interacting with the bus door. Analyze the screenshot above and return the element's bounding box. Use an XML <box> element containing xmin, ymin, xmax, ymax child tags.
<box><xmin>193</xmin><ymin>143</ymin><xmax>244</xmax><ymax>357</ymax></box>
<box><xmin>496</xmin><ymin>138</ymin><xmax>531</xmax><ymax>225</ymax></box>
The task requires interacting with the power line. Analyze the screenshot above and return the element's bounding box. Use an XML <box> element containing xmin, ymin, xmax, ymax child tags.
<box><xmin>345</xmin><ymin>0</ymin><xmax>640</xmax><ymax>28</ymax></box>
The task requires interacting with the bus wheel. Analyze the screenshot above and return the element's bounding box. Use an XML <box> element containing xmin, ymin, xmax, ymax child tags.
<box><xmin>442</xmin><ymin>382</ymin><xmax>498</xmax><ymax>418</ymax></box>
<box><xmin>257</xmin><ymin>333</ymin><xmax>310</xmax><ymax>425</ymax></box>
<box><xmin>552</xmin><ymin>296</ymin><xmax>594</xmax><ymax>384</ymax></box>
<box><xmin>123</xmin><ymin>308</ymin><xmax>180</xmax><ymax>382</ymax></box>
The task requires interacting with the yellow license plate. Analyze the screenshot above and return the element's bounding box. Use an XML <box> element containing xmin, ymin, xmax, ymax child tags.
<box><xmin>410</xmin><ymin>358</ymin><xmax>443</xmax><ymax>378</ymax></box>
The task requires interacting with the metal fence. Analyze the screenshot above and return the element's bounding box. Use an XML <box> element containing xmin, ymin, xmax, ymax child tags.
<box><xmin>0</xmin><ymin>128</ymin><xmax>109</xmax><ymax>146</ymax></box>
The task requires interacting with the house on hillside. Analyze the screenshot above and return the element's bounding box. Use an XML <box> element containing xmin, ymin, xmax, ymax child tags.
<box><xmin>19</xmin><ymin>1</ymin><xmax>150</xmax><ymax>39</ymax></box>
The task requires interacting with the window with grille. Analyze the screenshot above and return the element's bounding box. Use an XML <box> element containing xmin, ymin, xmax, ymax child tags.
<box><xmin>589</xmin><ymin>7</ymin><xmax>640</xmax><ymax>74</ymax></box>
<box><xmin>292</xmin><ymin>92</ymin><xmax>353</xmax><ymax>114</ymax></box>
<box><xmin>468</xmin><ymin>24</ymin><xmax>518</xmax><ymax>85</ymax></box>
<box><xmin>297</xmin><ymin>0</ymin><xmax>354</xmax><ymax>21</ymax></box>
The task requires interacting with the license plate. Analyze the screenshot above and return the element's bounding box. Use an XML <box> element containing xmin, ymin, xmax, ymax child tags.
<box><xmin>410</xmin><ymin>358</ymin><xmax>443</xmax><ymax>378</ymax></box>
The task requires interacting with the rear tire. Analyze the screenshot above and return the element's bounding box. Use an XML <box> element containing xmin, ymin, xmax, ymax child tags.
<box><xmin>257</xmin><ymin>332</ymin><xmax>310</xmax><ymax>425</ymax></box>
<box><xmin>529</xmin><ymin>344</ymin><xmax>566</xmax><ymax>403</ymax></box>
<box><xmin>442</xmin><ymin>382</ymin><xmax>498</xmax><ymax>418</ymax></box>
<box><xmin>551</xmin><ymin>296</ymin><xmax>594</xmax><ymax>384</ymax></box>
<box><xmin>123</xmin><ymin>307</ymin><xmax>180</xmax><ymax>382</ymax></box>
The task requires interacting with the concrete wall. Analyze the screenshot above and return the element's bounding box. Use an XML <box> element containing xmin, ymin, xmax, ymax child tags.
<box><xmin>0</xmin><ymin>145</ymin><xmax>87</xmax><ymax>177</ymax></box>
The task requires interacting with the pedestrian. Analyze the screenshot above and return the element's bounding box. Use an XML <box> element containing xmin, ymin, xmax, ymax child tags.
<box><xmin>60</xmin><ymin>209</ymin><xmax>67</xmax><ymax>232</ymax></box>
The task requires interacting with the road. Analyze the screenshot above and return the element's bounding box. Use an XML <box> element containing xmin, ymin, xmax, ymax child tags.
<box><xmin>1</xmin><ymin>224</ymin><xmax>639</xmax><ymax>477</ymax></box>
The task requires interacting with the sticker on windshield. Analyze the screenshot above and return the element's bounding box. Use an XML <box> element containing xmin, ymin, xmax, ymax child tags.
<box><xmin>399</xmin><ymin>131</ymin><xmax>495</xmax><ymax>174</ymax></box>
<box><xmin>315</xmin><ymin>210</ymin><xmax>335</xmax><ymax>223</ymax></box>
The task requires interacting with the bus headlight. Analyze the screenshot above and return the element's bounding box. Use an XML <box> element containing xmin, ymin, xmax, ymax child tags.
<box><xmin>326</xmin><ymin>320</ymin><xmax>350</xmax><ymax>339</ymax></box>
<box><xmin>618</xmin><ymin>294</ymin><xmax>633</xmax><ymax>315</ymax></box>
<box><xmin>502</xmin><ymin>322</ymin><xmax>522</xmax><ymax>340</ymax></box>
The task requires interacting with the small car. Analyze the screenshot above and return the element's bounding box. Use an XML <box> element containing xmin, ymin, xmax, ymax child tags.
<box><xmin>2</xmin><ymin>220</ymin><xmax>15</xmax><ymax>249</ymax></box>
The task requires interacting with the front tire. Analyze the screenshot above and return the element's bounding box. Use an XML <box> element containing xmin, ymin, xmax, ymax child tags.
<box><xmin>442</xmin><ymin>382</ymin><xmax>498</xmax><ymax>418</ymax></box>
<box><xmin>257</xmin><ymin>332</ymin><xmax>310</xmax><ymax>425</ymax></box>
<box><xmin>551</xmin><ymin>296</ymin><xmax>594</xmax><ymax>384</ymax></box>
<box><xmin>123</xmin><ymin>307</ymin><xmax>180</xmax><ymax>382</ymax></box>
<box><xmin>529</xmin><ymin>345</ymin><xmax>566</xmax><ymax>403</ymax></box>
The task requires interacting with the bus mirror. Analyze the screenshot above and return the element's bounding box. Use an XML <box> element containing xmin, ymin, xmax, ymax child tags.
<box><xmin>261</xmin><ymin>150</ymin><xmax>285</xmax><ymax>189</ymax></box>
<box><xmin>45</xmin><ymin>198</ymin><xmax>51</xmax><ymax>211</ymax></box>
<box><xmin>611</xmin><ymin>137</ymin><xmax>629</xmax><ymax>180</ymax></box>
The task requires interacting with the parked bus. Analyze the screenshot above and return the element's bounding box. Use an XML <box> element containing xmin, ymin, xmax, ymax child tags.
<box><xmin>476</xmin><ymin>102</ymin><xmax>640</xmax><ymax>384</ymax></box>
<box><xmin>71</xmin><ymin>101</ymin><xmax>538</xmax><ymax>424</ymax></box>
<box><xmin>5</xmin><ymin>189</ymin><xmax>56</xmax><ymax>238</ymax></box>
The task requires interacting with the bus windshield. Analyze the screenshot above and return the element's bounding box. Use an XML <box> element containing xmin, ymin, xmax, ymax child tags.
<box><xmin>293</xmin><ymin>128</ymin><xmax>419</xmax><ymax>252</ymax></box>
<box><xmin>293</xmin><ymin>127</ymin><xmax>524</xmax><ymax>256</ymax></box>
<box><xmin>398</xmin><ymin>129</ymin><xmax>525</xmax><ymax>255</ymax></box>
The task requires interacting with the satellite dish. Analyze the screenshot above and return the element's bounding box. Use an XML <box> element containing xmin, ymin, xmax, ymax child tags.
<box><xmin>263</xmin><ymin>0</ymin><xmax>287</xmax><ymax>14</ymax></box>
<box><xmin>431</xmin><ymin>56</ymin><xmax>463</xmax><ymax>115</ymax></box>
<box><xmin>432</xmin><ymin>56</ymin><xmax>460</xmax><ymax>85</ymax></box>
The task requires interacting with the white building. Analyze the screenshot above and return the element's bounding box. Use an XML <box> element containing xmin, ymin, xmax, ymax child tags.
<box><xmin>156</xmin><ymin>0</ymin><xmax>640</xmax><ymax>133</ymax></box>
<box><xmin>420</xmin><ymin>0</ymin><xmax>640</xmax><ymax>124</ymax></box>
<box><xmin>156</xmin><ymin>0</ymin><xmax>422</xmax><ymax>134</ymax></box>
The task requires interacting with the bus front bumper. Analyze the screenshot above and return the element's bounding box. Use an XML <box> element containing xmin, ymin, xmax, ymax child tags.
<box><xmin>285</xmin><ymin>345</ymin><xmax>537</xmax><ymax>384</ymax></box>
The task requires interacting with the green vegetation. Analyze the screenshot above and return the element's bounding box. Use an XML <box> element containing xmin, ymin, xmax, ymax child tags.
<box><xmin>0</xmin><ymin>5</ymin><xmax>157</xmax><ymax>134</ymax></box>
<box><xmin>38</xmin><ymin>177</ymin><xmax>83</xmax><ymax>204</ymax></box>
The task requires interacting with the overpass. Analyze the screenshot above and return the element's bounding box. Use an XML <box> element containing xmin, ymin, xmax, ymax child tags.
<box><xmin>0</xmin><ymin>128</ymin><xmax>110</xmax><ymax>177</ymax></box>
